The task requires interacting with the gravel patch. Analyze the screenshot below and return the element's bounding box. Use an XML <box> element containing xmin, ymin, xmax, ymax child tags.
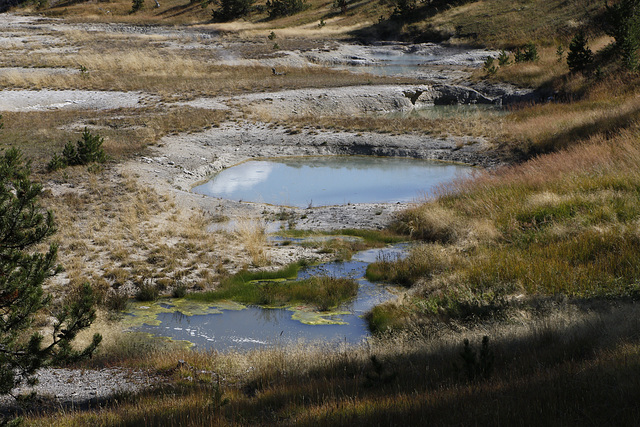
<box><xmin>0</xmin><ymin>367</ymin><xmax>162</xmax><ymax>414</ymax></box>
<box><xmin>0</xmin><ymin>89</ymin><xmax>160</xmax><ymax>112</ymax></box>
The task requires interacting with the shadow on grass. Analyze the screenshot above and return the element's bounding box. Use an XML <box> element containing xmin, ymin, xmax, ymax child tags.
<box><xmin>121</xmin><ymin>303</ymin><xmax>640</xmax><ymax>425</ymax></box>
<box><xmin>350</xmin><ymin>0</ymin><xmax>475</xmax><ymax>42</ymax></box>
<box><xmin>522</xmin><ymin>105</ymin><xmax>640</xmax><ymax>160</ymax></box>
<box><xmin>18</xmin><ymin>301</ymin><xmax>640</xmax><ymax>425</ymax></box>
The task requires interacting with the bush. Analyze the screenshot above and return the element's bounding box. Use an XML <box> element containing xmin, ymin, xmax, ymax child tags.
<box><xmin>135</xmin><ymin>283</ymin><xmax>159</xmax><ymax>302</ymax></box>
<box><xmin>333</xmin><ymin>0</ymin><xmax>348</xmax><ymax>14</ymax></box>
<box><xmin>567</xmin><ymin>31</ymin><xmax>593</xmax><ymax>73</ymax></box>
<box><xmin>498</xmin><ymin>50</ymin><xmax>510</xmax><ymax>66</ymax></box>
<box><xmin>212</xmin><ymin>0</ymin><xmax>254</xmax><ymax>21</ymax></box>
<box><xmin>105</xmin><ymin>292</ymin><xmax>130</xmax><ymax>312</ymax></box>
<box><xmin>266</xmin><ymin>0</ymin><xmax>307</xmax><ymax>18</ymax></box>
<box><xmin>483</xmin><ymin>56</ymin><xmax>497</xmax><ymax>75</ymax></box>
<box><xmin>131</xmin><ymin>0</ymin><xmax>144</xmax><ymax>12</ymax></box>
<box><xmin>48</xmin><ymin>129</ymin><xmax>107</xmax><ymax>171</ymax></box>
<box><xmin>514</xmin><ymin>42</ymin><xmax>538</xmax><ymax>63</ymax></box>
<box><xmin>67</xmin><ymin>129</ymin><xmax>107</xmax><ymax>166</ymax></box>
<box><xmin>390</xmin><ymin>0</ymin><xmax>416</xmax><ymax>18</ymax></box>
<box><xmin>47</xmin><ymin>153</ymin><xmax>67</xmax><ymax>172</ymax></box>
<box><xmin>172</xmin><ymin>284</ymin><xmax>187</xmax><ymax>298</ymax></box>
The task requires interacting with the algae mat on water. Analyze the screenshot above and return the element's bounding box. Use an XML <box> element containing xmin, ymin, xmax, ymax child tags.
<box><xmin>123</xmin><ymin>298</ymin><xmax>353</xmax><ymax>330</ymax></box>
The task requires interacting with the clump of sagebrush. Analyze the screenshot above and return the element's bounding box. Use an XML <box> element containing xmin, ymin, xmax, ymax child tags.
<box><xmin>48</xmin><ymin>128</ymin><xmax>106</xmax><ymax>171</ymax></box>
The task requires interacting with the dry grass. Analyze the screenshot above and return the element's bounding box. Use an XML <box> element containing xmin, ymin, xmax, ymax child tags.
<box><xmin>27</xmin><ymin>0</ymin><xmax>387</xmax><ymax>34</ymax></box>
<box><xmin>502</xmin><ymin>82</ymin><xmax>640</xmax><ymax>156</ymax></box>
<box><xmin>423</xmin><ymin>0</ymin><xmax>604</xmax><ymax>47</ymax></box>
<box><xmin>39</xmin><ymin>167</ymin><xmax>244</xmax><ymax>307</ymax></box>
<box><xmin>4</xmin><ymin>2</ymin><xmax>640</xmax><ymax>424</ymax></box>
<box><xmin>264</xmin><ymin>109</ymin><xmax>504</xmax><ymax>138</ymax></box>
<box><xmin>0</xmin><ymin>107</ymin><xmax>227</xmax><ymax>165</ymax></box>
<box><xmin>23</xmin><ymin>300</ymin><xmax>640</xmax><ymax>425</ymax></box>
<box><xmin>0</xmin><ymin>25</ymin><xmax>413</xmax><ymax>96</ymax></box>
<box><xmin>235</xmin><ymin>218</ymin><xmax>270</xmax><ymax>267</ymax></box>
<box><xmin>381</xmin><ymin>85</ymin><xmax>640</xmax><ymax>324</ymax></box>
<box><xmin>0</xmin><ymin>63</ymin><xmax>411</xmax><ymax>97</ymax></box>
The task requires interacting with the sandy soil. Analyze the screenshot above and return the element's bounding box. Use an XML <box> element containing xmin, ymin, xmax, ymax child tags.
<box><xmin>0</xmin><ymin>368</ymin><xmax>163</xmax><ymax>414</ymax></box>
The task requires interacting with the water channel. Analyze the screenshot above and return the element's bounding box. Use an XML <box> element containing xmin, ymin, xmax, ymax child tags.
<box><xmin>127</xmin><ymin>157</ymin><xmax>473</xmax><ymax>350</ymax></box>
<box><xmin>125</xmin><ymin>244</ymin><xmax>407</xmax><ymax>351</ymax></box>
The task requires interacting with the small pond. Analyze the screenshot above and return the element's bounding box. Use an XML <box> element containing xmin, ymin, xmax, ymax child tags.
<box><xmin>321</xmin><ymin>44</ymin><xmax>490</xmax><ymax>79</ymax></box>
<box><xmin>124</xmin><ymin>245</ymin><xmax>407</xmax><ymax>351</ymax></box>
<box><xmin>192</xmin><ymin>156</ymin><xmax>472</xmax><ymax>208</ymax></box>
<box><xmin>339</xmin><ymin>49</ymin><xmax>436</xmax><ymax>77</ymax></box>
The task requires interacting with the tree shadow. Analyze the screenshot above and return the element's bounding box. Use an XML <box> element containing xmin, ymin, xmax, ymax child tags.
<box><xmin>350</xmin><ymin>0</ymin><xmax>475</xmax><ymax>43</ymax></box>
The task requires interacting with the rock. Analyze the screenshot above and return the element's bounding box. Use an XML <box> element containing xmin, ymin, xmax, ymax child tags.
<box><xmin>431</xmin><ymin>84</ymin><xmax>500</xmax><ymax>105</ymax></box>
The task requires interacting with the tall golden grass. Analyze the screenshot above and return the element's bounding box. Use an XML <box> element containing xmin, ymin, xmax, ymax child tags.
<box><xmin>235</xmin><ymin>218</ymin><xmax>270</xmax><ymax>266</ymax></box>
<box><xmin>24</xmin><ymin>300</ymin><xmax>640</xmax><ymax>425</ymax></box>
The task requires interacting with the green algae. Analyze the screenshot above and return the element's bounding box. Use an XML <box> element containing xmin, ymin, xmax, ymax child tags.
<box><xmin>289</xmin><ymin>306</ymin><xmax>351</xmax><ymax>325</ymax></box>
<box><xmin>122</xmin><ymin>298</ymin><xmax>246</xmax><ymax>328</ymax></box>
<box><xmin>122</xmin><ymin>296</ymin><xmax>350</xmax><ymax>331</ymax></box>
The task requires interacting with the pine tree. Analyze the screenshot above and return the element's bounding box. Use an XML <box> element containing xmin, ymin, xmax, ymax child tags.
<box><xmin>604</xmin><ymin>0</ymin><xmax>640</xmax><ymax>70</ymax></box>
<box><xmin>0</xmin><ymin>148</ymin><xmax>101</xmax><ymax>398</ymax></box>
<box><xmin>212</xmin><ymin>0</ymin><xmax>255</xmax><ymax>21</ymax></box>
<box><xmin>567</xmin><ymin>31</ymin><xmax>593</xmax><ymax>73</ymax></box>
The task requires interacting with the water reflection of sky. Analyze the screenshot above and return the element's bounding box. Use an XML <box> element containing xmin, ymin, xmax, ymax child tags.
<box><xmin>193</xmin><ymin>156</ymin><xmax>472</xmax><ymax>207</ymax></box>
<box><xmin>198</xmin><ymin>161</ymin><xmax>274</xmax><ymax>196</ymax></box>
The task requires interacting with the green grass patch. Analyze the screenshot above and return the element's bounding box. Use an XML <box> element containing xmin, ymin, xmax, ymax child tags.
<box><xmin>335</xmin><ymin>228</ymin><xmax>406</xmax><ymax>245</ymax></box>
<box><xmin>187</xmin><ymin>261</ymin><xmax>357</xmax><ymax>310</ymax></box>
<box><xmin>366</xmin><ymin>303</ymin><xmax>409</xmax><ymax>333</ymax></box>
<box><xmin>187</xmin><ymin>261</ymin><xmax>306</xmax><ymax>303</ymax></box>
<box><xmin>464</xmin><ymin>229</ymin><xmax>640</xmax><ymax>299</ymax></box>
<box><xmin>257</xmin><ymin>276</ymin><xmax>358</xmax><ymax>311</ymax></box>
